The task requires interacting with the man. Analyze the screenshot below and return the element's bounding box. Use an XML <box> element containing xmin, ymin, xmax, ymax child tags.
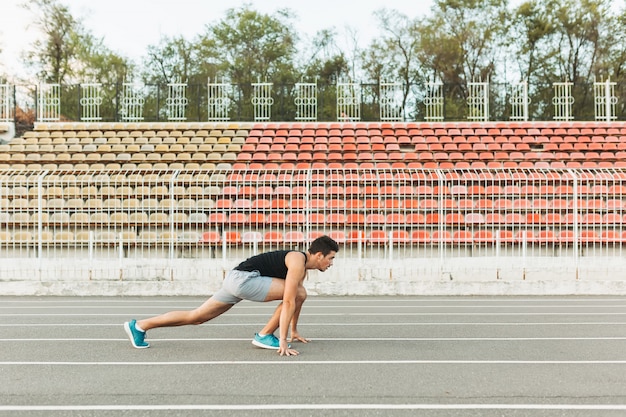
<box><xmin>124</xmin><ymin>235</ymin><xmax>338</xmax><ymax>356</ymax></box>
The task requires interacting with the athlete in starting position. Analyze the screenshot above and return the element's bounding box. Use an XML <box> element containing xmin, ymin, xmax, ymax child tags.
<box><xmin>124</xmin><ymin>235</ymin><xmax>338</xmax><ymax>356</ymax></box>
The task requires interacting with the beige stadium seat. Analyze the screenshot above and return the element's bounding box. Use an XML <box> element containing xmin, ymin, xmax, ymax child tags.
<box><xmin>169</xmin><ymin>212</ymin><xmax>188</xmax><ymax>223</ymax></box>
<box><xmin>13</xmin><ymin>231</ymin><xmax>33</xmax><ymax>243</ymax></box>
<box><xmin>65</xmin><ymin>199</ymin><xmax>84</xmax><ymax>210</ymax></box>
<box><xmin>49</xmin><ymin>212</ymin><xmax>71</xmax><ymax>224</ymax></box>
<box><xmin>122</xmin><ymin>198</ymin><xmax>140</xmax><ymax>209</ymax></box>
<box><xmin>103</xmin><ymin>198</ymin><xmax>122</xmax><ymax>209</ymax></box>
<box><xmin>138</xmin><ymin>230</ymin><xmax>158</xmax><ymax>243</ymax></box>
<box><xmin>101</xmin><ymin>153</ymin><xmax>116</xmax><ymax>162</ymax></box>
<box><xmin>81</xmin><ymin>186</ymin><xmax>98</xmax><ymax>198</ymax></box>
<box><xmin>110</xmin><ymin>212</ymin><xmax>129</xmax><ymax>224</ymax></box>
<box><xmin>70</xmin><ymin>212</ymin><xmax>90</xmax><ymax>224</ymax></box>
<box><xmin>196</xmin><ymin>199</ymin><xmax>215</xmax><ymax>209</ymax></box>
<box><xmin>90</xmin><ymin>213</ymin><xmax>110</xmax><ymax>223</ymax></box>
<box><xmin>39</xmin><ymin>231</ymin><xmax>54</xmax><ymax>242</ymax></box>
<box><xmin>150</xmin><ymin>185</ymin><xmax>168</xmax><ymax>196</ymax></box>
<box><xmin>141</xmin><ymin>199</ymin><xmax>159</xmax><ymax>210</ymax></box>
<box><xmin>84</xmin><ymin>198</ymin><xmax>104</xmax><ymax>209</ymax></box>
<box><xmin>99</xmin><ymin>186</ymin><xmax>116</xmax><ymax>197</ymax></box>
<box><xmin>115</xmin><ymin>187</ymin><xmax>134</xmax><ymax>198</ymax></box>
<box><xmin>47</xmin><ymin>198</ymin><xmax>65</xmax><ymax>210</ymax></box>
<box><xmin>96</xmin><ymin>231</ymin><xmax>117</xmax><ymax>244</ymax></box>
<box><xmin>46</xmin><ymin>186</ymin><xmax>64</xmax><ymax>198</ymax></box>
<box><xmin>12</xmin><ymin>212</ymin><xmax>31</xmax><ymax>223</ymax></box>
<box><xmin>120</xmin><ymin>231</ymin><xmax>137</xmax><ymax>243</ymax></box>
<box><xmin>54</xmin><ymin>231</ymin><xmax>75</xmax><ymax>242</ymax></box>
<box><xmin>175</xmin><ymin>136</ymin><xmax>189</xmax><ymax>144</ymax></box>
<box><xmin>0</xmin><ymin>231</ymin><xmax>11</xmax><ymax>242</ymax></box>
<box><xmin>148</xmin><ymin>212</ymin><xmax>168</xmax><ymax>224</ymax></box>
<box><xmin>161</xmin><ymin>153</ymin><xmax>176</xmax><ymax>162</ymax></box>
<box><xmin>129</xmin><ymin>212</ymin><xmax>148</xmax><ymax>224</ymax></box>
<box><xmin>158</xmin><ymin>198</ymin><xmax>176</xmax><ymax>209</ymax></box>
<box><xmin>127</xmin><ymin>152</ymin><xmax>146</xmax><ymax>163</ymax></box>
<box><xmin>75</xmin><ymin>231</ymin><xmax>91</xmax><ymax>242</ymax></box>
<box><xmin>10</xmin><ymin>199</ymin><xmax>29</xmax><ymax>209</ymax></box>
<box><xmin>11</xmin><ymin>186</ymin><xmax>28</xmax><ymax>198</ymax></box>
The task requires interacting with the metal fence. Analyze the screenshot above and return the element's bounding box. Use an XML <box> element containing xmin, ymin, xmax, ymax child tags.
<box><xmin>8</xmin><ymin>79</ymin><xmax>626</xmax><ymax>125</ymax></box>
<box><xmin>2</xmin><ymin>167</ymin><xmax>626</xmax><ymax>277</ymax></box>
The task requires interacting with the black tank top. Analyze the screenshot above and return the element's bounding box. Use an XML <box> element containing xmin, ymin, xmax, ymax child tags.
<box><xmin>234</xmin><ymin>250</ymin><xmax>306</xmax><ymax>279</ymax></box>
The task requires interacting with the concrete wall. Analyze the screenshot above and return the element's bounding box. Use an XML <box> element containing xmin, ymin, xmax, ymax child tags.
<box><xmin>2</xmin><ymin>257</ymin><xmax>626</xmax><ymax>296</ymax></box>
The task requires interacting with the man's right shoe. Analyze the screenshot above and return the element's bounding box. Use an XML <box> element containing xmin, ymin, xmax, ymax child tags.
<box><xmin>124</xmin><ymin>319</ymin><xmax>149</xmax><ymax>348</ymax></box>
<box><xmin>252</xmin><ymin>333</ymin><xmax>290</xmax><ymax>350</ymax></box>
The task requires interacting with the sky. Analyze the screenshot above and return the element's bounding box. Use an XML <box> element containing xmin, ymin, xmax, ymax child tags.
<box><xmin>1</xmin><ymin>0</ymin><xmax>434</xmax><ymax>81</ymax></box>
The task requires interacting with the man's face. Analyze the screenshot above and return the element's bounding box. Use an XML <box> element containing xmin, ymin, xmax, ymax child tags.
<box><xmin>317</xmin><ymin>251</ymin><xmax>336</xmax><ymax>271</ymax></box>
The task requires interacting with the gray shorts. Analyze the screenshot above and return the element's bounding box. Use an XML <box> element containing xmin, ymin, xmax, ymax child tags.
<box><xmin>211</xmin><ymin>269</ymin><xmax>273</xmax><ymax>304</ymax></box>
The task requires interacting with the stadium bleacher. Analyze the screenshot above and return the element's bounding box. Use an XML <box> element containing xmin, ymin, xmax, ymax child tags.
<box><xmin>2</xmin><ymin>120</ymin><xmax>626</xmax><ymax>292</ymax></box>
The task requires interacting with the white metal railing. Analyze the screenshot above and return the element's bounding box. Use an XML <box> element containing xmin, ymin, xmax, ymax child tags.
<box><xmin>379</xmin><ymin>81</ymin><xmax>403</xmax><ymax>122</ymax></box>
<box><xmin>337</xmin><ymin>82</ymin><xmax>360</xmax><ymax>122</ymax></box>
<box><xmin>425</xmin><ymin>81</ymin><xmax>444</xmax><ymax>122</ymax></box>
<box><xmin>166</xmin><ymin>78</ymin><xmax>188</xmax><ymax>121</ymax></box>
<box><xmin>294</xmin><ymin>81</ymin><xmax>317</xmax><ymax>121</ymax></box>
<box><xmin>2</xmin><ymin>167</ymin><xmax>626</xmax><ymax>272</ymax></box>
<box><xmin>120</xmin><ymin>82</ymin><xmax>145</xmax><ymax>122</ymax></box>
<box><xmin>80</xmin><ymin>83</ymin><xmax>103</xmax><ymax>122</ymax></box>
<box><xmin>594</xmin><ymin>78</ymin><xmax>617</xmax><ymax>122</ymax></box>
<box><xmin>510</xmin><ymin>81</ymin><xmax>530</xmax><ymax>121</ymax></box>
<box><xmin>37</xmin><ymin>83</ymin><xmax>61</xmax><ymax>122</ymax></box>
<box><xmin>252</xmin><ymin>81</ymin><xmax>273</xmax><ymax>122</ymax></box>
<box><xmin>553</xmin><ymin>81</ymin><xmax>574</xmax><ymax>121</ymax></box>
<box><xmin>0</xmin><ymin>84</ymin><xmax>10</xmax><ymax>122</ymax></box>
<box><xmin>467</xmin><ymin>79</ymin><xmax>489</xmax><ymax>121</ymax></box>
<box><xmin>207</xmin><ymin>78</ymin><xmax>231</xmax><ymax>122</ymax></box>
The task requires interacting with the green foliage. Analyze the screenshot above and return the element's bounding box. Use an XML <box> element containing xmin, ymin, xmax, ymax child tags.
<box><xmin>15</xmin><ymin>0</ymin><xmax>626</xmax><ymax>121</ymax></box>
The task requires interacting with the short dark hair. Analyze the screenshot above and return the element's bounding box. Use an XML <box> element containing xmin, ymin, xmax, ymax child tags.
<box><xmin>308</xmin><ymin>235</ymin><xmax>339</xmax><ymax>256</ymax></box>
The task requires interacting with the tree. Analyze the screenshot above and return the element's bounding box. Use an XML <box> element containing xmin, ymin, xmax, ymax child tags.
<box><xmin>361</xmin><ymin>9</ymin><xmax>426</xmax><ymax>120</ymax></box>
<box><xmin>417</xmin><ymin>0</ymin><xmax>509</xmax><ymax>119</ymax></box>
<box><xmin>22</xmin><ymin>0</ymin><xmax>81</xmax><ymax>83</ymax></box>
<box><xmin>194</xmin><ymin>5</ymin><xmax>300</xmax><ymax>120</ymax></box>
<box><xmin>508</xmin><ymin>0</ymin><xmax>616</xmax><ymax>119</ymax></box>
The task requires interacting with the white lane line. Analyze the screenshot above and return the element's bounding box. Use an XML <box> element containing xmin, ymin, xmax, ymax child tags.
<box><xmin>2</xmin><ymin>336</ymin><xmax>626</xmax><ymax>342</ymax></box>
<box><xmin>1</xmin><ymin>404</ymin><xmax>626</xmax><ymax>411</ymax></box>
<box><xmin>1</xmin><ymin>360</ymin><xmax>626</xmax><ymax>365</ymax></box>
<box><xmin>2</xmin><ymin>321</ymin><xmax>626</xmax><ymax>327</ymax></box>
<box><xmin>2</xmin><ymin>297</ymin><xmax>626</xmax><ymax>303</ymax></box>
<box><xmin>2</xmin><ymin>304</ymin><xmax>626</xmax><ymax>309</ymax></box>
<box><xmin>3</xmin><ymin>312</ymin><xmax>626</xmax><ymax>316</ymax></box>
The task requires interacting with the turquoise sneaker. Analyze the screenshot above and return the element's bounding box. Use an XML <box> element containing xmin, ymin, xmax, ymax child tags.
<box><xmin>124</xmin><ymin>319</ymin><xmax>149</xmax><ymax>348</ymax></box>
<box><xmin>252</xmin><ymin>333</ymin><xmax>290</xmax><ymax>350</ymax></box>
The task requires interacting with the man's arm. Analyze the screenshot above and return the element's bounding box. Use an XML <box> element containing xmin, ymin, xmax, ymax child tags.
<box><xmin>277</xmin><ymin>251</ymin><xmax>306</xmax><ymax>356</ymax></box>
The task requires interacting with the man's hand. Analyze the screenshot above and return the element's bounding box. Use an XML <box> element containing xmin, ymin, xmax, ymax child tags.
<box><xmin>289</xmin><ymin>331</ymin><xmax>310</xmax><ymax>344</ymax></box>
<box><xmin>278</xmin><ymin>338</ymin><xmax>300</xmax><ymax>356</ymax></box>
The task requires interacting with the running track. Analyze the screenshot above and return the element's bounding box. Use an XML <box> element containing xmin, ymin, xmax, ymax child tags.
<box><xmin>1</xmin><ymin>296</ymin><xmax>626</xmax><ymax>416</ymax></box>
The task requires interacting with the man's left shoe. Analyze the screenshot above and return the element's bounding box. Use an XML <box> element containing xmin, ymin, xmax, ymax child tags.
<box><xmin>252</xmin><ymin>333</ymin><xmax>290</xmax><ymax>350</ymax></box>
<box><xmin>124</xmin><ymin>319</ymin><xmax>149</xmax><ymax>348</ymax></box>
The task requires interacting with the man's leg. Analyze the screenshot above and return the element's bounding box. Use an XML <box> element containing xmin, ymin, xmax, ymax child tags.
<box><xmin>257</xmin><ymin>279</ymin><xmax>307</xmax><ymax>337</ymax></box>
<box><xmin>125</xmin><ymin>297</ymin><xmax>234</xmax><ymax>348</ymax></box>
<box><xmin>138</xmin><ymin>297</ymin><xmax>234</xmax><ymax>331</ymax></box>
